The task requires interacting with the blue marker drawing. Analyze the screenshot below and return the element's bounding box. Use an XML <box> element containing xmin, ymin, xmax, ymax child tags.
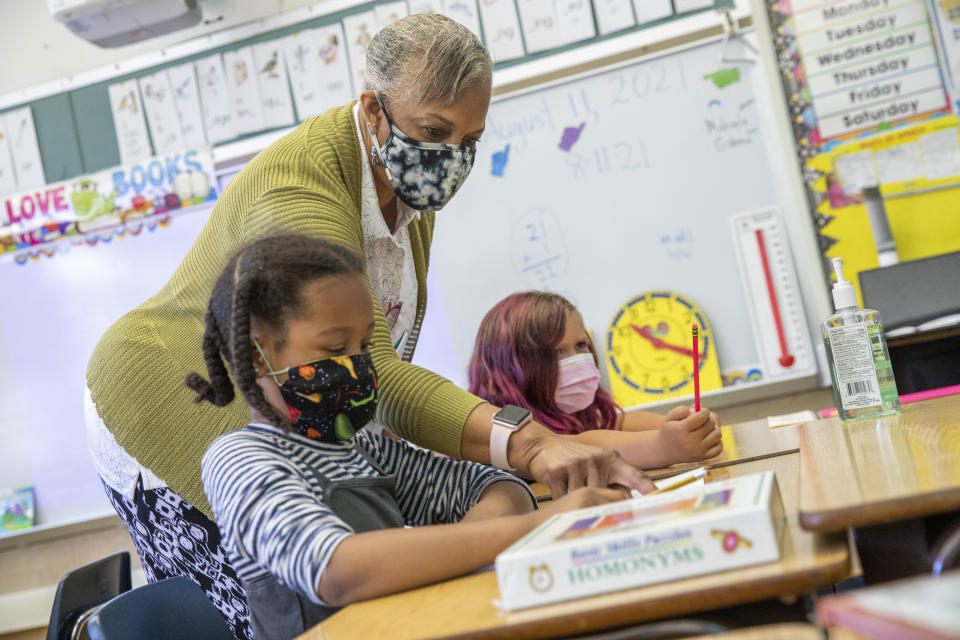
<box><xmin>558</xmin><ymin>122</ymin><xmax>586</xmax><ymax>152</ymax></box>
<box><xmin>708</xmin><ymin>99</ymin><xmax>722</xmax><ymax>109</ymax></box>
<box><xmin>491</xmin><ymin>144</ymin><xmax>510</xmax><ymax>177</ymax></box>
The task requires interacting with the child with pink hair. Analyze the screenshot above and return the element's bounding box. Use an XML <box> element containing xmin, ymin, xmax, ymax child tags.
<box><xmin>468</xmin><ymin>291</ymin><xmax>722</xmax><ymax>468</ymax></box>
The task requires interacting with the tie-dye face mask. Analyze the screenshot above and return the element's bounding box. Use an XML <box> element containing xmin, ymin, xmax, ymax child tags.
<box><xmin>254</xmin><ymin>341</ymin><xmax>379</xmax><ymax>442</ymax></box>
<box><xmin>366</xmin><ymin>91</ymin><xmax>476</xmax><ymax>211</ymax></box>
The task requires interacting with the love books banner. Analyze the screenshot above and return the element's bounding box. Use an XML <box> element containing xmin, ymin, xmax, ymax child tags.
<box><xmin>0</xmin><ymin>147</ymin><xmax>217</xmax><ymax>265</ymax></box>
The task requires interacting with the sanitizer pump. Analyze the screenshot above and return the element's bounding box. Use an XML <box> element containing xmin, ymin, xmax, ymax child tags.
<box><xmin>820</xmin><ymin>257</ymin><xmax>900</xmax><ymax>421</ymax></box>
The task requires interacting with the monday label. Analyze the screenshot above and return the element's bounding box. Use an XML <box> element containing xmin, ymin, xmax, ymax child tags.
<box><xmin>795</xmin><ymin>0</ymin><xmax>927</xmax><ymax>53</ymax></box>
<box><xmin>791</xmin><ymin>0</ymin><xmax>919</xmax><ymax>34</ymax></box>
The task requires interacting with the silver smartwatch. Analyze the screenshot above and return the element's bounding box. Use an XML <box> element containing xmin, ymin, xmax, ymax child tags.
<box><xmin>490</xmin><ymin>405</ymin><xmax>533</xmax><ymax>471</ymax></box>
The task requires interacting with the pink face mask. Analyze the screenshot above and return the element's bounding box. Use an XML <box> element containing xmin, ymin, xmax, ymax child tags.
<box><xmin>555</xmin><ymin>353</ymin><xmax>601</xmax><ymax>414</ymax></box>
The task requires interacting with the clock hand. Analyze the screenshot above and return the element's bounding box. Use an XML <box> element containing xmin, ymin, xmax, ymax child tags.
<box><xmin>629</xmin><ymin>324</ymin><xmax>696</xmax><ymax>358</ymax></box>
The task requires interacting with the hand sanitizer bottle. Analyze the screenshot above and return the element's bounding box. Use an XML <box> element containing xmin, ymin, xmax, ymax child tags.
<box><xmin>821</xmin><ymin>257</ymin><xmax>900</xmax><ymax>421</ymax></box>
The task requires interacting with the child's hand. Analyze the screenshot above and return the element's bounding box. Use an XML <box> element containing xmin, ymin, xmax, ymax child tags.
<box><xmin>657</xmin><ymin>406</ymin><xmax>723</xmax><ymax>463</ymax></box>
<box><xmin>539</xmin><ymin>487</ymin><xmax>625</xmax><ymax>517</ymax></box>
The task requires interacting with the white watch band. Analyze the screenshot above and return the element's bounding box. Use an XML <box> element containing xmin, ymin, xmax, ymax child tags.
<box><xmin>490</xmin><ymin>422</ymin><xmax>515</xmax><ymax>471</ymax></box>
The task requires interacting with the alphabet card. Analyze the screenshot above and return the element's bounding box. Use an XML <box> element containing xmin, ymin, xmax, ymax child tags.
<box><xmin>108</xmin><ymin>80</ymin><xmax>153</xmax><ymax>165</ymax></box>
<box><xmin>633</xmin><ymin>0</ymin><xmax>673</xmax><ymax>24</ymax></box>
<box><xmin>517</xmin><ymin>0</ymin><xmax>562</xmax><ymax>53</ymax></box>
<box><xmin>285</xmin><ymin>25</ymin><xmax>354</xmax><ymax>120</ymax></box>
<box><xmin>594</xmin><ymin>0</ymin><xmax>636</xmax><ymax>35</ymax></box>
<box><xmin>194</xmin><ymin>54</ymin><xmax>236</xmax><ymax>144</ymax></box>
<box><xmin>313</xmin><ymin>24</ymin><xmax>354</xmax><ymax>113</ymax></box>
<box><xmin>479</xmin><ymin>0</ymin><xmax>525</xmax><ymax>62</ymax></box>
<box><xmin>252</xmin><ymin>41</ymin><xmax>296</xmax><ymax>129</ymax></box>
<box><xmin>0</xmin><ymin>119</ymin><xmax>17</xmax><ymax>194</ymax></box>
<box><xmin>407</xmin><ymin>0</ymin><xmax>444</xmax><ymax>15</ymax></box>
<box><xmin>555</xmin><ymin>0</ymin><xmax>596</xmax><ymax>45</ymax></box>
<box><xmin>374</xmin><ymin>1</ymin><xmax>408</xmax><ymax>28</ymax></box>
<box><xmin>342</xmin><ymin>11</ymin><xmax>378</xmax><ymax>95</ymax></box>
<box><xmin>282</xmin><ymin>31</ymin><xmax>324</xmax><ymax>121</ymax></box>
<box><xmin>138</xmin><ymin>72</ymin><xmax>185</xmax><ymax>155</ymax></box>
<box><xmin>223</xmin><ymin>47</ymin><xmax>266</xmax><ymax>134</ymax></box>
<box><xmin>442</xmin><ymin>0</ymin><xmax>482</xmax><ymax>37</ymax></box>
<box><xmin>167</xmin><ymin>63</ymin><xmax>208</xmax><ymax>147</ymax></box>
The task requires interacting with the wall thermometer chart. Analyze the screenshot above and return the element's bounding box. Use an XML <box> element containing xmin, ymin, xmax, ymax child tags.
<box><xmin>731</xmin><ymin>208</ymin><xmax>814</xmax><ymax>378</ymax></box>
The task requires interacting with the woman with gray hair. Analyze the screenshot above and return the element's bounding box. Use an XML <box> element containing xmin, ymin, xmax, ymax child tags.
<box><xmin>85</xmin><ymin>13</ymin><xmax>651</xmax><ymax>638</ymax></box>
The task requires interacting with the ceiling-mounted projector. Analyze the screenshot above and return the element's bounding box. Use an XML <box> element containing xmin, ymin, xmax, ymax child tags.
<box><xmin>48</xmin><ymin>0</ymin><xmax>203</xmax><ymax>48</ymax></box>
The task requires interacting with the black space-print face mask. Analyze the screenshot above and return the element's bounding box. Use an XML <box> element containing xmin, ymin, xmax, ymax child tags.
<box><xmin>367</xmin><ymin>91</ymin><xmax>476</xmax><ymax>211</ymax></box>
<box><xmin>255</xmin><ymin>341</ymin><xmax>379</xmax><ymax>442</ymax></box>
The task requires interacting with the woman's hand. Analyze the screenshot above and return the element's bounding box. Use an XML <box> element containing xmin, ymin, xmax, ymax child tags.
<box><xmin>656</xmin><ymin>406</ymin><xmax>723</xmax><ymax>462</ymax></box>
<box><xmin>512</xmin><ymin>422</ymin><xmax>657</xmax><ymax>497</ymax></box>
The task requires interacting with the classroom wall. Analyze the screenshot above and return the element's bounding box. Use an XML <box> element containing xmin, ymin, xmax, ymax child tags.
<box><xmin>0</xmin><ymin>0</ymin><xmax>323</xmax><ymax>94</ymax></box>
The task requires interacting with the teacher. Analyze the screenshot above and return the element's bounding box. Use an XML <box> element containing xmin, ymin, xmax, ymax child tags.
<box><xmin>84</xmin><ymin>13</ymin><xmax>651</xmax><ymax>640</ymax></box>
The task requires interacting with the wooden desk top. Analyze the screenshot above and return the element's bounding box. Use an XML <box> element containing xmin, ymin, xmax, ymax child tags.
<box><xmin>307</xmin><ymin>454</ymin><xmax>850</xmax><ymax>640</ymax></box>
<box><xmin>647</xmin><ymin>418</ymin><xmax>801</xmax><ymax>480</ymax></box>
<box><xmin>799</xmin><ymin>395</ymin><xmax>960</xmax><ymax>533</ymax></box>
<box><xmin>530</xmin><ymin>418</ymin><xmax>803</xmax><ymax>499</ymax></box>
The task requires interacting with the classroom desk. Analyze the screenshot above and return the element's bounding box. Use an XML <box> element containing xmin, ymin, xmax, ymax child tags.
<box><xmin>688</xmin><ymin>623</ymin><xmax>863</xmax><ymax>640</ymax></box>
<box><xmin>798</xmin><ymin>395</ymin><xmax>960</xmax><ymax>533</ymax></box>
<box><xmin>647</xmin><ymin>418</ymin><xmax>801</xmax><ymax>480</ymax></box>
<box><xmin>529</xmin><ymin>417</ymin><xmax>802</xmax><ymax>499</ymax></box>
<box><xmin>306</xmin><ymin>454</ymin><xmax>850</xmax><ymax>640</ymax></box>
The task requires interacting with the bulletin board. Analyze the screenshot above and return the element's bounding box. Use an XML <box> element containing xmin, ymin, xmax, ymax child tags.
<box><xmin>760</xmin><ymin>0</ymin><xmax>960</xmax><ymax>304</ymax></box>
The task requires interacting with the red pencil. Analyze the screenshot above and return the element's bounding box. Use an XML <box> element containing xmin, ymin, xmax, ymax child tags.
<box><xmin>692</xmin><ymin>324</ymin><xmax>700</xmax><ymax>412</ymax></box>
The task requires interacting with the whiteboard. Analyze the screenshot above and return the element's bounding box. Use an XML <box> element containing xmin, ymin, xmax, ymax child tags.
<box><xmin>0</xmin><ymin>210</ymin><xmax>212</xmax><ymax>525</ymax></box>
<box><xmin>424</xmin><ymin>38</ymin><xmax>818</xmax><ymax>395</ymax></box>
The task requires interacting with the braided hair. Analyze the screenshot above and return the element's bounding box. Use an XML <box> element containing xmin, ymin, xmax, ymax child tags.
<box><xmin>185</xmin><ymin>233</ymin><xmax>364</xmax><ymax>428</ymax></box>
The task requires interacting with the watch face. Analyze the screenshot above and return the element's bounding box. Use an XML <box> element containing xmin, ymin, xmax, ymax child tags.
<box><xmin>495</xmin><ymin>405</ymin><xmax>532</xmax><ymax>426</ymax></box>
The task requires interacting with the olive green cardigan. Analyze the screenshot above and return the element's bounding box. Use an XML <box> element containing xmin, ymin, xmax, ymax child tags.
<box><xmin>86</xmin><ymin>103</ymin><xmax>483</xmax><ymax>517</ymax></box>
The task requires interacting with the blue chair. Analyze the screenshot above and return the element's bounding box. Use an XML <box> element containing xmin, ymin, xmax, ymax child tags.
<box><xmin>46</xmin><ymin>551</ymin><xmax>132</xmax><ymax>640</ymax></box>
<box><xmin>86</xmin><ymin>576</ymin><xmax>234</xmax><ymax>640</ymax></box>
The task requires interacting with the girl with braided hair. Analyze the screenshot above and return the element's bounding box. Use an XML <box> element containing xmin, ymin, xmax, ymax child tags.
<box><xmin>85</xmin><ymin>14</ymin><xmax>650</xmax><ymax>637</ymax></box>
<box><xmin>190</xmin><ymin>234</ymin><xmax>624</xmax><ymax>640</ymax></box>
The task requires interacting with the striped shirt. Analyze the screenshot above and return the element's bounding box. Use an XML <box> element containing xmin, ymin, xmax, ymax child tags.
<box><xmin>201</xmin><ymin>424</ymin><xmax>534</xmax><ymax>606</ymax></box>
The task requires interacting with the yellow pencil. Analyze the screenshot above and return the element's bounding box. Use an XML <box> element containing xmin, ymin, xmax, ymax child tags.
<box><xmin>646</xmin><ymin>467</ymin><xmax>707</xmax><ymax>496</ymax></box>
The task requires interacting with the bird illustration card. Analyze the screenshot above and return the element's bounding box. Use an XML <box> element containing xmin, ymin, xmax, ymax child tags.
<box><xmin>167</xmin><ymin>62</ymin><xmax>208</xmax><ymax>147</ymax></box>
<box><xmin>374</xmin><ymin>1</ymin><xmax>408</xmax><ymax>28</ymax></box>
<box><xmin>108</xmin><ymin>80</ymin><xmax>153</xmax><ymax>165</ymax></box>
<box><xmin>442</xmin><ymin>0</ymin><xmax>482</xmax><ymax>37</ymax></box>
<box><xmin>222</xmin><ymin>47</ymin><xmax>266</xmax><ymax>135</ymax></box>
<box><xmin>633</xmin><ymin>0</ymin><xmax>672</xmax><ymax>24</ymax></box>
<box><xmin>594</xmin><ymin>0</ymin><xmax>636</xmax><ymax>35</ymax></box>
<box><xmin>138</xmin><ymin>72</ymin><xmax>185</xmax><ymax>155</ymax></box>
<box><xmin>517</xmin><ymin>0</ymin><xmax>562</xmax><ymax>53</ymax></box>
<box><xmin>554</xmin><ymin>0</ymin><xmax>596</xmax><ymax>45</ymax></box>
<box><xmin>193</xmin><ymin>54</ymin><xmax>236</xmax><ymax>144</ymax></box>
<box><xmin>0</xmin><ymin>118</ymin><xmax>18</xmax><ymax>194</ymax></box>
<box><xmin>252</xmin><ymin>41</ymin><xmax>296</xmax><ymax>129</ymax></box>
<box><xmin>478</xmin><ymin>0</ymin><xmax>525</xmax><ymax>62</ymax></box>
<box><xmin>313</xmin><ymin>24</ymin><xmax>354</xmax><ymax>111</ymax></box>
<box><xmin>342</xmin><ymin>11</ymin><xmax>377</xmax><ymax>95</ymax></box>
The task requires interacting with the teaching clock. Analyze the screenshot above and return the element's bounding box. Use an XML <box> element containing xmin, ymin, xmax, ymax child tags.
<box><xmin>605</xmin><ymin>291</ymin><xmax>723</xmax><ymax>406</ymax></box>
